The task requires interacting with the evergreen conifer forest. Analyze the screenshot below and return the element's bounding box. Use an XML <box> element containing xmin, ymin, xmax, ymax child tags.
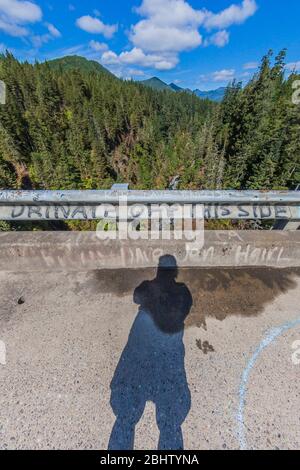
<box><xmin>0</xmin><ymin>50</ymin><xmax>299</xmax><ymax>229</ymax></box>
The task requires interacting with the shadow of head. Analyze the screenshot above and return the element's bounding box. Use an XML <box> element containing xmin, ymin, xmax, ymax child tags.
<box><xmin>156</xmin><ymin>254</ymin><xmax>178</xmax><ymax>282</ymax></box>
<box><xmin>133</xmin><ymin>255</ymin><xmax>193</xmax><ymax>334</ymax></box>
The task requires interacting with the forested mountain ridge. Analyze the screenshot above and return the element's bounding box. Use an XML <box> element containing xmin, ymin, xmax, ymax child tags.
<box><xmin>0</xmin><ymin>52</ymin><xmax>213</xmax><ymax>192</ymax></box>
<box><xmin>46</xmin><ymin>57</ymin><xmax>223</xmax><ymax>102</ymax></box>
<box><xmin>0</xmin><ymin>50</ymin><xmax>299</xmax><ymax>198</ymax></box>
<box><xmin>47</xmin><ymin>55</ymin><xmax>113</xmax><ymax>76</ymax></box>
<box><xmin>140</xmin><ymin>76</ymin><xmax>225</xmax><ymax>102</ymax></box>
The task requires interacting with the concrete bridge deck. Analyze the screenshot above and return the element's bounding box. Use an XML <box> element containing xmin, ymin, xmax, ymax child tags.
<box><xmin>0</xmin><ymin>232</ymin><xmax>300</xmax><ymax>450</ymax></box>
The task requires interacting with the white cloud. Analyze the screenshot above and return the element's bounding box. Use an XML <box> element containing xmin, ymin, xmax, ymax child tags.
<box><xmin>200</xmin><ymin>69</ymin><xmax>236</xmax><ymax>83</ymax></box>
<box><xmin>111</xmin><ymin>0</ymin><xmax>204</xmax><ymax>71</ymax></box>
<box><xmin>135</xmin><ymin>0</ymin><xmax>206</xmax><ymax>28</ymax></box>
<box><xmin>76</xmin><ymin>15</ymin><xmax>117</xmax><ymax>38</ymax></box>
<box><xmin>130</xmin><ymin>0</ymin><xmax>203</xmax><ymax>53</ymax></box>
<box><xmin>286</xmin><ymin>62</ymin><xmax>300</xmax><ymax>72</ymax></box>
<box><xmin>204</xmin><ymin>0</ymin><xmax>258</xmax><ymax>30</ymax></box>
<box><xmin>127</xmin><ymin>68</ymin><xmax>145</xmax><ymax>77</ymax></box>
<box><xmin>240</xmin><ymin>71</ymin><xmax>251</xmax><ymax>79</ymax></box>
<box><xmin>89</xmin><ymin>40</ymin><xmax>108</xmax><ymax>52</ymax></box>
<box><xmin>100</xmin><ymin>0</ymin><xmax>258</xmax><ymax>72</ymax></box>
<box><xmin>31</xmin><ymin>22</ymin><xmax>61</xmax><ymax>48</ymax></box>
<box><xmin>0</xmin><ymin>18</ymin><xmax>28</xmax><ymax>36</ymax></box>
<box><xmin>31</xmin><ymin>34</ymin><xmax>48</xmax><ymax>48</ymax></box>
<box><xmin>100</xmin><ymin>51</ymin><xmax>119</xmax><ymax>64</ymax></box>
<box><xmin>46</xmin><ymin>23</ymin><xmax>61</xmax><ymax>38</ymax></box>
<box><xmin>243</xmin><ymin>61</ymin><xmax>259</xmax><ymax>70</ymax></box>
<box><xmin>0</xmin><ymin>0</ymin><xmax>42</xmax><ymax>37</ymax></box>
<box><xmin>0</xmin><ymin>0</ymin><xmax>42</xmax><ymax>23</ymax></box>
<box><xmin>101</xmin><ymin>47</ymin><xmax>178</xmax><ymax>71</ymax></box>
<box><xmin>204</xmin><ymin>30</ymin><xmax>230</xmax><ymax>47</ymax></box>
<box><xmin>212</xmin><ymin>69</ymin><xmax>236</xmax><ymax>81</ymax></box>
<box><xmin>130</xmin><ymin>22</ymin><xmax>202</xmax><ymax>53</ymax></box>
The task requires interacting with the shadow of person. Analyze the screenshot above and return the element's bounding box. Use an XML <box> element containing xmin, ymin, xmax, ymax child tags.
<box><xmin>108</xmin><ymin>255</ymin><xmax>193</xmax><ymax>450</ymax></box>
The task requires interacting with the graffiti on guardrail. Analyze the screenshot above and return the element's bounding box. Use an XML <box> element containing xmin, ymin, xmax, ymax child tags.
<box><xmin>0</xmin><ymin>203</ymin><xmax>295</xmax><ymax>221</ymax></box>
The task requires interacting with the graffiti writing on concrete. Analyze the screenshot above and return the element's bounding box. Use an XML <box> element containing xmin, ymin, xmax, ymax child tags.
<box><xmin>121</xmin><ymin>245</ymin><xmax>290</xmax><ymax>267</ymax></box>
<box><xmin>3</xmin><ymin>241</ymin><xmax>291</xmax><ymax>270</ymax></box>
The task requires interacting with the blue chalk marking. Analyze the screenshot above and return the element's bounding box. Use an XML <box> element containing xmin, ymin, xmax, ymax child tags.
<box><xmin>237</xmin><ymin>317</ymin><xmax>300</xmax><ymax>450</ymax></box>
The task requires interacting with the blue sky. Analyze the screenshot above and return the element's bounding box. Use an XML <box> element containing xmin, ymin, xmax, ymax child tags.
<box><xmin>0</xmin><ymin>0</ymin><xmax>299</xmax><ymax>90</ymax></box>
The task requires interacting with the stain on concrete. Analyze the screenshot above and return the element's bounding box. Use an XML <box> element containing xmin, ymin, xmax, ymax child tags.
<box><xmin>17</xmin><ymin>297</ymin><xmax>25</xmax><ymax>305</ymax></box>
<box><xmin>196</xmin><ymin>339</ymin><xmax>215</xmax><ymax>354</ymax></box>
<box><xmin>76</xmin><ymin>267</ymin><xmax>300</xmax><ymax>329</ymax></box>
<box><xmin>185</xmin><ymin>267</ymin><xmax>299</xmax><ymax>329</ymax></box>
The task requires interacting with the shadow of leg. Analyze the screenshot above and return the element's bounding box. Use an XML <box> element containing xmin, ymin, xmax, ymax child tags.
<box><xmin>156</xmin><ymin>381</ymin><xmax>191</xmax><ymax>450</ymax></box>
<box><xmin>158</xmin><ymin>422</ymin><xmax>184</xmax><ymax>450</ymax></box>
<box><xmin>108</xmin><ymin>415</ymin><xmax>136</xmax><ymax>451</ymax></box>
<box><xmin>108</xmin><ymin>398</ymin><xmax>146</xmax><ymax>450</ymax></box>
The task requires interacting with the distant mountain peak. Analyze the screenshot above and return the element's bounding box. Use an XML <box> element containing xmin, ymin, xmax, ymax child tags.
<box><xmin>139</xmin><ymin>76</ymin><xmax>171</xmax><ymax>91</ymax></box>
<box><xmin>139</xmin><ymin>76</ymin><xmax>226</xmax><ymax>102</ymax></box>
<box><xmin>169</xmin><ymin>82</ymin><xmax>182</xmax><ymax>92</ymax></box>
<box><xmin>193</xmin><ymin>87</ymin><xmax>226</xmax><ymax>102</ymax></box>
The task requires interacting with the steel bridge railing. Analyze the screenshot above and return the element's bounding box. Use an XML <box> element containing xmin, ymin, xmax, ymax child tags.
<box><xmin>0</xmin><ymin>188</ymin><xmax>299</xmax><ymax>227</ymax></box>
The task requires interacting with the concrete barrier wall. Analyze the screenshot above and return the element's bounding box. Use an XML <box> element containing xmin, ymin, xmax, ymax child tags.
<box><xmin>0</xmin><ymin>231</ymin><xmax>299</xmax><ymax>271</ymax></box>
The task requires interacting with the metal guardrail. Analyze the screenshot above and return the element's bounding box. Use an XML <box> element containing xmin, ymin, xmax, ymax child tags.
<box><xmin>0</xmin><ymin>189</ymin><xmax>299</xmax><ymax>224</ymax></box>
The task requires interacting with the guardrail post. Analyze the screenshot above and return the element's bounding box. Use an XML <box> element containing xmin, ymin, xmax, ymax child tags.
<box><xmin>111</xmin><ymin>184</ymin><xmax>129</xmax><ymax>190</ymax></box>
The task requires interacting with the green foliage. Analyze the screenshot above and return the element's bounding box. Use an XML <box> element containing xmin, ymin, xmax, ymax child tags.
<box><xmin>46</xmin><ymin>55</ymin><xmax>112</xmax><ymax>76</ymax></box>
<box><xmin>218</xmin><ymin>50</ymin><xmax>300</xmax><ymax>190</ymax></box>
<box><xmin>0</xmin><ymin>53</ymin><xmax>214</xmax><ymax>195</ymax></box>
<box><xmin>0</xmin><ymin>50</ymin><xmax>299</xmax><ymax>223</ymax></box>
